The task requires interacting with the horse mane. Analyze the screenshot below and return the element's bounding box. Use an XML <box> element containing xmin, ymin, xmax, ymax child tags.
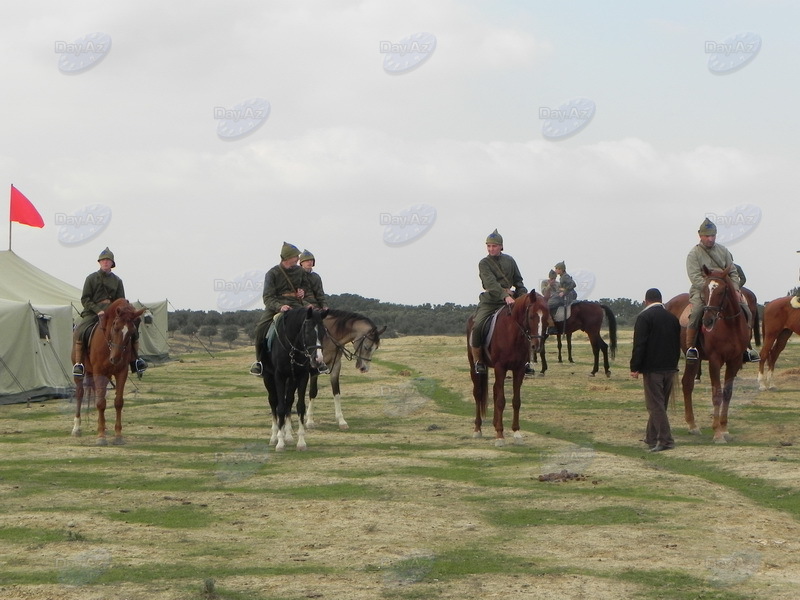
<box><xmin>324</xmin><ymin>308</ymin><xmax>378</xmax><ymax>339</ymax></box>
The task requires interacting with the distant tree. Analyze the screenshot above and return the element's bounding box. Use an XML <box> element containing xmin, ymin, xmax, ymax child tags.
<box><xmin>180</xmin><ymin>323</ymin><xmax>197</xmax><ymax>336</ymax></box>
<box><xmin>221</xmin><ymin>325</ymin><xmax>239</xmax><ymax>348</ymax></box>
<box><xmin>199</xmin><ymin>324</ymin><xmax>218</xmax><ymax>346</ymax></box>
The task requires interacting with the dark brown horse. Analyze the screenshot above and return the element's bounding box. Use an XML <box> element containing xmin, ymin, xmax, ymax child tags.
<box><xmin>536</xmin><ymin>301</ymin><xmax>618</xmax><ymax>377</ymax></box>
<box><xmin>307</xmin><ymin>309</ymin><xmax>385</xmax><ymax>430</ymax></box>
<box><xmin>71</xmin><ymin>299</ymin><xmax>144</xmax><ymax>445</ymax></box>
<box><xmin>665</xmin><ymin>266</ymin><xmax>750</xmax><ymax>442</ymax></box>
<box><xmin>758</xmin><ymin>295</ymin><xmax>800</xmax><ymax>391</ymax></box>
<box><xmin>467</xmin><ymin>291</ymin><xmax>548</xmax><ymax>446</ymax></box>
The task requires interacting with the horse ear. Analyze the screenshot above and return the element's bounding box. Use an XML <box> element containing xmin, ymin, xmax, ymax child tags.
<box><xmin>306</xmin><ymin>306</ymin><xmax>314</xmax><ymax>318</ymax></box>
<box><xmin>702</xmin><ymin>265</ymin><xmax>710</xmax><ymax>276</ymax></box>
<box><xmin>377</xmin><ymin>326</ymin><xmax>387</xmax><ymax>336</ymax></box>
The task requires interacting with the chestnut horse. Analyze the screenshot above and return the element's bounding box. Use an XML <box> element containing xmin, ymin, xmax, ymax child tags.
<box><xmin>665</xmin><ymin>266</ymin><xmax>750</xmax><ymax>442</ymax></box>
<box><xmin>758</xmin><ymin>295</ymin><xmax>800</xmax><ymax>391</ymax></box>
<box><xmin>536</xmin><ymin>301</ymin><xmax>618</xmax><ymax>377</ymax></box>
<box><xmin>306</xmin><ymin>309</ymin><xmax>385</xmax><ymax>430</ymax></box>
<box><xmin>467</xmin><ymin>291</ymin><xmax>549</xmax><ymax>446</ymax></box>
<box><xmin>71</xmin><ymin>299</ymin><xmax>144</xmax><ymax>445</ymax></box>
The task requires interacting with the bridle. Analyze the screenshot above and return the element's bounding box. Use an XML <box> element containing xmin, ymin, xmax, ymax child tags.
<box><xmin>324</xmin><ymin>328</ymin><xmax>379</xmax><ymax>364</ymax></box>
<box><xmin>702</xmin><ymin>275</ymin><xmax>742</xmax><ymax>329</ymax></box>
<box><xmin>276</xmin><ymin>314</ymin><xmax>323</xmax><ymax>368</ymax></box>
<box><xmin>507</xmin><ymin>300</ymin><xmax>544</xmax><ymax>349</ymax></box>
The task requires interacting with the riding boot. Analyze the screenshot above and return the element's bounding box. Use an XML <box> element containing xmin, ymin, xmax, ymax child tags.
<box><xmin>685</xmin><ymin>327</ymin><xmax>698</xmax><ymax>361</ymax></box>
<box><xmin>129</xmin><ymin>340</ymin><xmax>147</xmax><ymax>375</ymax></box>
<box><xmin>250</xmin><ymin>340</ymin><xmax>264</xmax><ymax>376</ymax></box>
<box><xmin>546</xmin><ymin>315</ymin><xmax>558</xmax><ymax>336</ymax></box>
<box><xmin>71</xmin><ymin>339</ymin><xmax>84</xmax><ymax>377</ymax></box>
<box><xmin>470</xmin><ymin>346</ymin><xmax>487</xmax><ymax>375</ymax></box>
<box><xmin>739</xmin><ymin>302</ymin><xmax>760</xmax><ymax>362</ymax></box>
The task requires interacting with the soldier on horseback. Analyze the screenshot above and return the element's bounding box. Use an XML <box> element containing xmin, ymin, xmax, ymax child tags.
<box><xmin>546</xmin><ymin>261</ymin><xmax>577</xmax><ymax>335</ymax></box>
<box><xmin>469</xmin><ymin>229</ymin><xmax>532</xmax><ymax>375</ymax></box>
<box><xmin>685</xmin><ymin>218</ymin><xmax>760</xmax><ymax>363</ymax></box>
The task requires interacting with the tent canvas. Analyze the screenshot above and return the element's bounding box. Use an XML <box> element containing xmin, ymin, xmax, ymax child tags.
<box><xmin>0</xmin><ymin>299</ymin><xmax>74</xmax><ymax>405</ymax></box>
<box><xmin>0</xmin><ymin>250</ymin><xmax>169</xmax><ymax>361</ymax></box>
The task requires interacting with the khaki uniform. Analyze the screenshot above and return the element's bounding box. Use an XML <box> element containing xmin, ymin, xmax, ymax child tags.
<box><xmin>471</xmin><ymin>253</ymin><xmax>527</xmax><ymax>346</ymax></box>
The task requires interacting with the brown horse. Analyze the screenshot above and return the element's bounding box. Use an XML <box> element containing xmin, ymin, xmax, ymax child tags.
<box><xmin>467</xmin><ymin>291</ymin><xmax>548</xmax><ymax>446</ymax></box>
<box><xmin>71</xmin><ymin>299</ymin><xmax>144</xmax><ymax>445</ymax></box>
<box><xmin>665</xmin><ymin>266</ymin><xmax>750</xmax><ymax>442</ymax></box>
<box><xmin>536</xmin><ymin>301</ymin><xmax>618</xmax><ymax>377</ymax></box>
<box><xmin>758</xmin><ymin>295</ymin><xmax>800</xmax><ymax>391</ymax></box>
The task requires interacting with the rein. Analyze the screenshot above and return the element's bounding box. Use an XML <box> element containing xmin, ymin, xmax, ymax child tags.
<box><xmin>702</xmin><ymin>277</ymin><xmax>743</xmax><ymax>323</ymax></box>
<box><xmin>323</xmin><ymin>326</ymin><xmax>378</xmax><ymax>363</ymax></box>
<box><xmin>275</xmin><ymin>314</ymin><xmax>320</xmax><ymax>367</ymax></box>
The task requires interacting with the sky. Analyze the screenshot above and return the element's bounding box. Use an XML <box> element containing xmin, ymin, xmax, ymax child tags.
<box><xmin>2</xmin><ymin>0</ymin><xmax>798</xmax><ymax>312</ymax></box>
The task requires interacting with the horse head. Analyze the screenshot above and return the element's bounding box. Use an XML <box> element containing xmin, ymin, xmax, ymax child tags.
<box><xmin>306</xmin><ymin>307</ymin><xmax>329</xmax><ymax>373</ymax></box>
<box><xmin>517</xmin><ymin>290</ymin><xmax>548</xmax><ymax>353</ymax></box>
<box><xmin>700</xmin><ymin>265</ymin><xmax>739</xmax><ymax>332</ymax></box>
<box><xmin>105</xmin><ymin>300</ymin><xmax>145</xmax><ymax>367</ymax></box>
<box><xmin>352</xmin><ymin>324</ymin><xmax>385</xmax><ymax>373</ymax></box>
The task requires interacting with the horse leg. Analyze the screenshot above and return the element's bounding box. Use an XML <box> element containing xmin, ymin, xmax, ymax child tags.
<box><xmin>72</xmin><ymin>377</ymin><xmax>84</xmax><ymax>437</ymax></box>
<box><xmin>566</xmin><ymin>333</ymin><xmax>574</xmax><ymax>364</ymax></box>
<box><xmin>94</xmin><ymin>375</ymin><xmax>109</xmax><ymax>446</ymax></box>
<box><xmin>588</xmin><ymin>336</ymin><xmax>600</xmax><ymax>377</ymax></box>
<box><xmin>470</xmin><ymin>360</ymin><xmax>487</xmax><ymax>439</ymax></box>
<box><xmin>296</xmin><ymin>375</ymin><xmax>309</xmax><ymax>451</ymax></box>
<box><xmin>681</xmin><ymin>364</ymin><xmax>700</xmax><ymax>434</ymax></box>
<box><xmin>556</xmin><ymin>335</ymin><xmax>563</xmax><ymax>363</ymax></box>
<box><xmin>492</xmin><ymin>367</ymin><xmax>507</xmax><ymax>447</ymax></box>
<box><xmin>510</xmin><ymin>368</ymin><xmax>525</xmax><ymax>445</ymax></box>
<box><xmin>275</xmin><ymin>379</ymin><xmax>287</xmax><ymax>452</ymax></box>
<box><xmin>538</xmin><ymin>345</ymin><xmax>547</xmax><ymax>376</ymax></box>
<box><xmin>305</xmin><ymin>373</ymin><xmax>318</xmax><ymax>429</ymax></box>
<box><xmin>718</xmin><ymin>368</ymin><xmax>737</xmax><ymax>442</ymax></box>
<box><xmin>328</xmin><ymin>359</ymin><xmax>348</xmax><ymax>430</ymax></box>
<box><xmin>707</xmin><ymin>362</ymin><xmax>727</xmax><ymax>443</ymax></box>
<box><xmin>766</xmin><ymin>330</ymin><xmax>791</xmax><ymax>391</ymax></box>
<box><xmin>112</xmin><ymin>372</ymin><xmax>127</xmax><ymax>445</ymax></box>
<box><xmin>599</xmin><ymin>338</ymin><xmax>611</xmax><ymax>378</ymax></box>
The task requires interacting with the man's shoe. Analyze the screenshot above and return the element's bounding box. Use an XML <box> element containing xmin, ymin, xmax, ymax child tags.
<box><xmin>649</xmin><ymin>444</ymin><xmax>674</xmax><ymax>453</ymax></box>
<box><xmin>745</xmin><ymin>349</ymin><xmax>760</xmax><ymax>363</ymax></box>
<box><xmin>685</xmin><ymin>347</ymin><xmax>699</xmax><ymax>362</ymax></box>
<box><xmin>72</xmin><ymin>363</ymin><xmax>84</xmax><ymax>378</ymax></box>
<box><xmin>474</xmin><ymin>362</ymin><xmax>487</xmax><ymax>375</ymax></box>
<box><xmin>249</xmin><ymin>361</ymin><xmax>263</xmax><ymax>376</ymax></box>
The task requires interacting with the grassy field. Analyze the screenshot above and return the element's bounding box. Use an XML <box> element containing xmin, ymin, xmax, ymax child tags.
<box><xmin>0</xmin><ymin>330</ymin><xmax>798</xmax><ymax>600</ymax></box>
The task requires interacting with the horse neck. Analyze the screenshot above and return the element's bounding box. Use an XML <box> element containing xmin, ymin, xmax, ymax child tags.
<box><xmin>712</xmin><ymin>279</ymin><xmax>739</xmax><ymax>317</ymax></box>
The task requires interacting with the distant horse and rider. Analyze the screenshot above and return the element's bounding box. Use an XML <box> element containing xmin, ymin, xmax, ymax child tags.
<box><xmin>71</xmin><ymin>298</ymin><xmax>145</xmax><ymax>445</ymax></box>
<box><xmin>758</xmin><ymin>294</ymin><xmax>800</xmax><ymax>391</ymax></box>
<box><xmin>259</xmin><ymin>306</ymin><xmax>329</xmax><ymax>451</ymax></box>
<box><xmin>664</xmin><ymin>266</ymin><xmax>753</xmax><ymax>443</ymax></box>
<box><xmin>467</xmin><ymin>290</ymin><xmax>549</xmax><ymax>446</ymax></box>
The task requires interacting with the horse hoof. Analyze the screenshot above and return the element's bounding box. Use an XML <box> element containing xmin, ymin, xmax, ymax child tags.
<box><xmin>588</xmin><ymin>373</ymin><xmax>596</xmax><ymax>378</ymax></box>
<box><xmin>714</xmin><ymin>436</ymin><xmax>728</xmax><ymax>444</ymax></box>
<box><xmin>339</xmin><ymin>423</ymin><xmax>349</xmax><ymax>431</ymax></box>
<box><xmin>297</xmin><ymin>444</ymin><xmax>308</xmax><ymax>451</ymax></box>
<box><xmin>96</xmin><ymin>438</ymin><xmax>108</xmax><ymax>446</ymax></box>
<box><xmin>112</xmin><ymin>437</ymin><xmax>126</xmax><ymax>446</ymax></box>
<box><xmin>472</xmin><ymin>431</ymin><xmax>482</xmax><ymax>439</ymax></box>
<box><xmin>71</xmin><ymin>430</ymin><xmax>81</xmax><ymax>437</ymax></box>
<box><xmin>605</xmin><ymin>371</ymin><xmax>611</xmax><ymax>378</ymax></box>
<box><xmin>494</xmin><ymin>438</ymin><xmax>505</xmax><ymax>448</ymax></box>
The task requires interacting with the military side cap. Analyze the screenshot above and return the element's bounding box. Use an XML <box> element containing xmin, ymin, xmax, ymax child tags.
<box><xmin>280</xmin><ymin>241</ymin><xmax>301</xmax><ymax>260</ymax></box>
<box><xmin>97</xmin><ymin>247</ymin><xmax>116</xmax><ymax>267</ymax></box>
<box><xmin>485</xmin><ymin>229</ymin><xmax>503</xmax><ymax>245</ymax></box>
<box><xmin>698</xmin><ymin>217</ymin><xmax>717</xmax><ymax>235</ymax></box>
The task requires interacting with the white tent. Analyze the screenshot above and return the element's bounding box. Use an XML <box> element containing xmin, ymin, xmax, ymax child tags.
<box><xmin>0</xmin><ymin>298</ymin><xmax>74</xmax><ymax>404</ymax></box>
<box><xmin>0</xmin><ymin>251</ymin><xmax>169</xmax><ymax>404</ymax></box>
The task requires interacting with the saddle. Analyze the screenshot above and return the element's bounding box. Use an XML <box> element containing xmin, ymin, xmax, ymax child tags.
<box><xmin>551</xmin><ymin>304</ymin><xmax>572</xmax><ymax>323</ymax></box>
<box><xmin>264</xmin><ymin>312</ymin><xmax>285</xmax><ymax>353</ymax></box>
<box><xmin>476</xmin><ymin>307</ymin><xmax>505</xmax><ymax>349</ymax></box>
<box><xmin>678</xmin><ymin>305</ymin><xmax>691</xmax><ymax>328</ymax></box>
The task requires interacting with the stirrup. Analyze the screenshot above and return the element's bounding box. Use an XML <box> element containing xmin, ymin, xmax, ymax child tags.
<box><xmin>249</xmin><ymin>361</ymin><xmax>263</xmax><ymax>376</ymax></box>
<box><xmin>546</xmin><ymin>326</ymin><xmax>559</xmax><ymax>335</ymax></box>
<box><xmin>474</xmin><ymin>361</ymin><xmax>487</xmax><ymax>375</ymax></box>
<box><xmin>135</xmin><ymin>358</ymin><xmax>147</xmax><ymax>374</ymax></box>
<box><xmin>685</xmin><ymin>347</ymin><xmax>698</xmax><ymax>362</ymax></box>
<box><xmin>524</xmin><ymin>362</ymin><xmax>535</xmax><ymax>375</ymax></box>
<box><xmin>745</xmin><ymin>349</ymin><xmax>760</xmax><ymax>363</ymax></box>
<box><xmin>72</xmin><ymin>363</ymin><xmax>85</xmax><ymax>377</ymax></box>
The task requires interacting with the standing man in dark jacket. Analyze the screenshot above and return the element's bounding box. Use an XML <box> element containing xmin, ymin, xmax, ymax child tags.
<box><xmin>630</xmin><ymin>288</ymin><xmax>681</xmax><ymax>452</ymax></box>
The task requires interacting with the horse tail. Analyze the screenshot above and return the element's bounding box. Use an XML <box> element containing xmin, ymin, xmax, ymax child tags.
<box><xmin>601</xmin><ymin>304</ymin><xmax>618</xmax><ymax>359</ymax></box>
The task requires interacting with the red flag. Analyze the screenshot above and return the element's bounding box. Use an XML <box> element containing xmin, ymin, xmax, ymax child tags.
<box><xmin>10</xmin><ymin>184</ymin><xmax>44</xmax><ymax>228</ymax></box>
